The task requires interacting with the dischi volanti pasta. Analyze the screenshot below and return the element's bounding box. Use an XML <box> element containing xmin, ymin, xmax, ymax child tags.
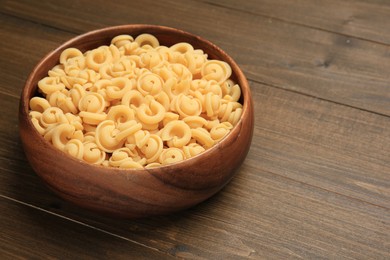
<box><xmin>29</xmin><ymin>33</ymin><xmax>242</xmax><ymax>168</ymax></box>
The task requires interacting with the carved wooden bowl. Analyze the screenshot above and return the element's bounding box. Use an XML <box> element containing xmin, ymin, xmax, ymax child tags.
<box><xmin>19</xmin><ymin>24</ymin><xmax>254</xmax><ymax>218</ymax></box>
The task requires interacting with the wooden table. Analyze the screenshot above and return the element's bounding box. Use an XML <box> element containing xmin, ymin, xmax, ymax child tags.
<box><xmin>1</xmin><ymin>0</ymin><xmax>389</xmax><ymax>258</ymax></box>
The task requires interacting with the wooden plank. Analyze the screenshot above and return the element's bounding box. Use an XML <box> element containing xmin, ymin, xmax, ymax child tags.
<box><xmin>0</xmin><ymin>84</ymin><xmax>388</xmax><ymax>257</ymax></box>
<box><xmin>0</xmin><ymin>14</ymin><xmax>76</xmax><ymax>98</ymax></box>
<box><xmin>250</xmin><ymin>83</ymin><xmax>390</xmax><ymax>208</ymax></box>
<box><xmin>1</xmin><ymin>1</ymin><xmax>390</xmax><ymax>115</ymax></box>
<box><xmin>202</xmin><ymin>0</ymin><xmax>390</xmax><ymax>45</ymax></box>
<box><xmin>0</xmin><ymin>197</ymin><xmax>169</xmax><ymax>259</ymax></box>
<box><xmin>1</xmin><ymin>157</ymin><xmax>388</xmax><ymax>259</ymax></box>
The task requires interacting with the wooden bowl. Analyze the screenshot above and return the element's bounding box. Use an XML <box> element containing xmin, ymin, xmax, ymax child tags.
<box><xmin>19</xmin><ymin>24</ymin><xmax>254</xmax><ymax>218</ymax></box>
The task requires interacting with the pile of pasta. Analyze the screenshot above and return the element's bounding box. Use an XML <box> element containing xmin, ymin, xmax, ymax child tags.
<box><xmin>29</xmin><ymin>33</ymin><xmax>242</xmax><ymax>169</ymax></box>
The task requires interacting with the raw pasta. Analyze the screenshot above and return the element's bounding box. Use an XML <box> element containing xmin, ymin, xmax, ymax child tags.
<box><xmin>29</xmin><ymin>33</ymin><xmax>243</xmax><ymax>168</ymax></box>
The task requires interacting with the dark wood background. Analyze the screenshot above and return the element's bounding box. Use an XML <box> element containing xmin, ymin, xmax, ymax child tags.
<box><xmin>1</xmin><ymin>0</ymin><xmax>389</xmax><ymax>258</ymax></box>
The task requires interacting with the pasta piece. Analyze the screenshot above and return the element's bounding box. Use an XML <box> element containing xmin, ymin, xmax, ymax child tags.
<box><xmin>38</xmin><ymin>77</ymin><xmax>66</xmax><ymax>95</ymax></box>
<box><xmin>115</xmin><ymin>120</ymin><xmax>142</xmax><ymax>141</ymax></box>
<box><xmin>60</xmin><ymin>48</ymin><xmax>83</xmax><ymax>65</ymax></box>
<box><xmin>86</xmin><ymin>46</ymin><xmax>114</xmax><ymax>71</ymax></box>
<box><xmin>105</xmin><ymin>77</ymin><xmax>133</xmax><ymax>100</ymax></box>
<box><xmin>182</xmin><ymin>143</ymin><xmax>206</xmax><ymax>158</ymax></box>
<box><xmin>83</xmin><ymin>141</ymin><xmax>106</xmax><ymax>164</ymax></box>
<box><xmin>159</xmin><ymin>147</ymin><xmax>185</xmax><ymax>165</ymax></box>
<box><xmin>29</xmin><ymin>97</ymin><xmax>51</xmax><ymax>113</ymax></box>
<box><xmin>201</xmin><ymin>60</ymin><xmax>232</xmax><ymax>84</ymax></box>
<box><xmin>172</xmin><ymin>94</ymin><xmax>202</xmax><ymax>118</ymax></box>
<box><xmin>191</xmin><ymin>127</ymin><xmax>214</xmax><ymax>148</ymax></box>
<box><xmin>51</xmin><ymin>123</ymin><xmax>77</xmax><ymax>151</ymax></box>
<box><xmin>210</xmin><ymin>122</ymin><xmax>233</xmax><ymax>141</ymax></box>
<box><xmin>111</xmin><ymin>34</ymin><xmax>134</xmax><ymax>48</ymax></box>
<box><xmin>137</xmin><ymin>72</ymin><xmax>163</xmax><ymax>96</ymax></box>
<box><xmin>136</xmin><ymin>97</ymin><xmax>166</xmax><ymax>125</ymax></box>
<box><xmin>95</xmin><ymin>120</ymin><xmax>124</xmax><ymax>152</ymax></box>
<box><xmin>140</xmin><ymin>134</ymin><xmax>163</xmax><ymax>163</ymax></box>
<box><xmin>161</xmin><ymin>120</ymin><xmax>191</xmax><ymax>148</ymax></box>
<box><xmin>135</xmin><ymin>33</ymin><xmax>160</xmax><ymax>48</ymax></box>
<box><xmin>64</xmin><ymin>139</ymin><xmax>84</xmax><ymax>159</ymax></box>
<box><xmin>182</xmin><ymin>116</ymin><xmax>208</xmax><ymax>129</ymax></box>
<box><xmin>107</xmin><ymin>105</ymin><xmax>135</xmax><ymax>123</ymax></box>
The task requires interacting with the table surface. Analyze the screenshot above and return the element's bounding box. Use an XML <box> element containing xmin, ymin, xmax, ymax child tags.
<box><xmin>1</xmin><ymin>0</ymin><xmax>389</xmax><ymax>259</ymax></box>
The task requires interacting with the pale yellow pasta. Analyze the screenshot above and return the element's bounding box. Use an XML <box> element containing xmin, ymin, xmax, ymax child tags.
<box><xmin>38</xmin><ymin>77</ymin><xmax>65</xmax><ymax>95</ymax></box>
<box><xmin>182</xmin><ymin>116</ymin><xmax>208</xmax><ymax>129</ymax></box>
<box><xmin>40</xmin><ymin>107</ymin><xmax>66</xmax><ymax>128</ymax></box>
<box><xmin>170</xmin><ymin>42</ymin><xmax>194</xmax><ymax>54</ymax></box>
<box><xmin>137</xmin><ymin>72</ymin><xmax>163</xmax><ymax>96</ymax></box>
<box><xmin>159</xmin><ymin>147</ymin><xmax>185</xmax><ymax>165</ymax></box>
<box><xmin>162</xmin><ymin>112</ymin><xmax>180</xmax><ymax>126</ymax></box>
<box><xmin>191</xmin><ymin>127</ymin><xmax>214</xmax><ymax>148</ymax></box>
<box><xmin>161</xmin><ymin>120</ymin><xmax>191</xmax><ymax>148</ymax></box>
<box><xmin>136</xmin><ymin>97</ymin><xmax>165</xmax><ymax>125</ymax></box>
<box><xmin>227</xmin><ymin>107</ymin><xmax>243</xmax><ymax>126</ymax></box>
<box><xmin>95</xmin><ymin>120</ymin><xmax>124</xmax><ymax>152</ymax></box>
<box><xmin>135</xmin><ymin>33</ymin><xmax>159</xmax><ymax>48</ymax></box>
<box><xmin>51</xmin><ymin>123</ymin><xmax>78</xmax><ymax>151</ymax></box>
<box><xmin>223</xmin><ymin>84</ymin><xmax>241</xmax><ymax>102</ymax></box>
<box><xmin>60</xmin><ymin>75</ymin><xmax>88</xmax><ymax>90</ymax></box>
<box><xmin>29</xmin><ymin>97</ymin><xmax>51</xmax><ymax>113</ymax></box>
<box><xmin>140</xmin><ymin>50</ymin><xmax>165</xmax><ymax>69</ymax></box>
<box><xmin>182</xmin><ymin>143</ymin><xmax>205</xmax><ymax>158</ymax></box>
<box><xmin>75</xmin><ymin>68</ymin><xmax>101</xmax><ymax>83</ymax></box>
<box><xmin>86</xmin><ymin>46</ymin><xmax>115</xmax><ymax>71</ymax></box>
<box><xmin>145</xmin><ymin>162</ymin><xmax>162</xmax><ymax>169</ymax></box>
<box><xmin>126</xmin><ymin>129</ymin><xmax>150</xmax><ymax>149</ymax></box>
<box><xmin>163</xmin><ymin>77</ymin><xmax>190</xmax><ymax>98</ymax></box>
<box><xmin>172</xmin><ymin>94</ymin><xmax>202</xmax><ymax>118</ymax></box>
<box><xmin>29</xmin><ymin>33</ymin><xmax>243</xmax><ymax>168</ymax></box>
<box><xmin>63</xmin><ymin>113</ymin><xmax>83</xmax><ymax>131</ymax></box>
<box><xmin>109</xmin><ymin>147</ymin><xmax>136</xmax><ymax>167</ymax></box>
<box><xmin>204</xmin><ymin>92</ymin><xmax>221</xmax><ymax>117</ymax></box>
<box><xmin>119</xmin><ymin>41</ymin><xmax>140</xmax><ymax>56</ymax></box>
<box><xmin>64</xmin><ymin>139</ymin><xmax>84</xmax><ymax>160</ymax></box>
<box><xmin>83</xmin><ymin>141</ymin><xmax>106</xmax><ymax>164</ymax></box>
<box><xmin>48</xmin><ymin>90</ymin><xmax>78</xmax><ymax>114</ymax></box>
<box><xmin>63</xmin><ymin>56</ymin><xmax>86</xmax><ymax>77</ymax></box>
<box><xmin>140</xmin><ymin>134</ymin><xmax>163</xmax><ymax>163</ymax></box>
<box><xmin>48</xmin><ymin>65</ymin><xmax>66</xmax><ymax>78</ymax></box>
<box><xmin>78</xmin><ymin>92</ymin><xmax>105</xmax><ymax>113</ymax></box>
<box><xmin>60</xmin><ymin>48</ymin><xmax>84</xmax><ymax>65</ymax></box>
<box><xmin>210</xmin><ymin>122</ymin><xmax>233</xmax><ymax>141</ymax></box>
<box><xmin>99</xmin><ymin>57</ymin><xmax>136</xmax><ymax>79</ymax></box>
<box><xmin>115</xmin><ymin>120</ymin><xmax>142</xmax><ymax>142</ymax></box>
<box><xmin>111</xmin><ymin>34</ymin><xmax>134</xmax><ymax>48</ymax></box>
<box><xmin>29</xmin><ymin>112</ymin><xmax>46</xmax><ymax>135</ymax></box>
<box><xmin>169</xmin><ymin>63</ymin><xmax>192</xmax><ymax>82</ymax></box>
<box><xmin>79</xmin><ymin>111</ymin><xmax>107</xmax><ymax>125</ymax></box>
<box><xmin>184</xmin><ymin>50</ymin><xmax>207</xmax><ymax>77</ymax></box>
<box><xmin>83</xmin><ymin>131</ymin><xmax>96</xmax><ymax>143</ymax></box>
<box><xmin>119</xmin><ymin>160</ymin><xmax>144</xmax><ymax>169</ymax></box>
<box><xmin>107</xmin><ymin>105</ymin><xmax>135</xmax><ymax>123</ymax></box>
<box><xmin>105</xmin><ymin>77</ymin><xmax>133</xmax><ymax>100</ymax></box>
<box><xmin>155</xmin><ymin>91</ymin><xmax>170</xmax><ymax>111</ymax></box>
<box><xmin>201</xmin><ymin>60</ymin><xmax>232</xmax><ymax>84</ymax></box>
<box><xmin>68</xmin><ymin>84</ymin><xmax>86</xmax><ymax>107</ymax></box>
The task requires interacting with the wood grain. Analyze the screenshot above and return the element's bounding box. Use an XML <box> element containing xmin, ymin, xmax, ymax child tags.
<box><xmin>0</xmin><ymin>0</ymin><xmax>389</xmax><ymax>258</ymax></box>
<box><xmin>203</xmin><ymin>0</ymin><xmax>390</xmax><ymax>44</ymax></box>
<box><xmin>0</xmin><ymin>197</ymin><xmax>169</xmax><ymax>259</ymax></box>
<box><xmin>1</xmin><ymin>83</ymin><xmax>389</xmax><ymax>257</ymax></box>
<box><xmin>2</xmin><ymin>0</ymin><xmax>390</xmax><ymax>115</ymax></box>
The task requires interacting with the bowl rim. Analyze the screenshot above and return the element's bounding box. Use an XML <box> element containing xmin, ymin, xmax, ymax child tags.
<box><xmin>20</xmin><ymin>24</ymin><xmax>253</xmax><ymax>173</ymax></box>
